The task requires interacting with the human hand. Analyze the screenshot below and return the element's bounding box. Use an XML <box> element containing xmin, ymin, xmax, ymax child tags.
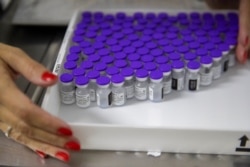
<box><xmin>0</xmin><ymin>43</ymin><xmax>81</xmax><ymax>162</ymax></box>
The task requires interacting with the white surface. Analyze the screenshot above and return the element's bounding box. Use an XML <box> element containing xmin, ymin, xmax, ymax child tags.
<box><xmin>42</xmin><ymin>9</ymin><xmax>250</xmax><ymax>155</ymax></box>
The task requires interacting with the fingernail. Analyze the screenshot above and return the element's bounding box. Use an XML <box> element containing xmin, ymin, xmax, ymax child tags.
<box><xmin>65</xmin><ymin>141</ymin><xmax>81</xmax><ymax>151</ymax></box>
<box><xmin>55</xmin><ymin>151</ymin><xmax>70</xmax><ymax>162</ymax></box>
<box><xmin>57</xmin><ymin>127</ymin><xmax>73</xmax><ymax>136</ymax></box>
<box><xmin>245</xmin><ymin>36</ymin><xmax>249</xmax><ymax>47</ymax></box>
<box><xmin>41</xmin><ymin>71</ymin><xmax>57</xmax><ymax>82</ymax></box>
<box><xmin>36</xmin><ymin>150</ymin><xmax>48</xmax><ymax>158</ymax></box>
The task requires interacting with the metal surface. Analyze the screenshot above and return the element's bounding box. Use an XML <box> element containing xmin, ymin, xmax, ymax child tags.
<box><xmin>0</xmin><ymin>0</ymin><xmax>250</xmax><ymax>167</ymax></box>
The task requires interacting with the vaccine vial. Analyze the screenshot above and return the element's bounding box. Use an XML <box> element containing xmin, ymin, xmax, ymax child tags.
<box><xmin>199</xmin><ymin>56</ymin><xmax>213</xmax><ymax>86</ymax></box>
<box><xmin>59</xmin><ymin>73</ymin><xmax>76</xmax><ymax>104</ymax></box>
<box><xmin>96</xmin><ymin>76</ymin><xmax>112</xmax><ymax>108</ymax></box>
<box><xmin>210</xmin><ymin>50</ymin><xmax>223</xmax><ymax>80</ymax></box>
<box><xmin>75</xmin><ymin>76</ymin><xmax>91</xmax><ymax>108</ymax></box>
<box><xmin>135</xmin><ymin>69</ymin><xmax>149</xmax><ymax>101</ymax></box>
<box><xmin>225</xmin><ymin>37</ymin><xmax>237</xmax><ymax>67</ymax></box>
<box><xmin>121</xmin><ymin>67</ymin><xmax>135</xmax><ymax>99</ymax></box>
<box><xmin>111</xmin><ymin>74</ymin><xmax>126</xmax><ymax>106</ymax></box>
<box><xmin>185</xmin><ymin>61</ymin><xmax>201</xmax><ymax>91</ymax></box>
<box><xmin>171</xmin><ymin>60</ymin><xmax>185</xmax><ymax>91</ymax></box>
<box><xmin>159</xmin><ymin>64</ymin><xmax>172</xmax><ymax>95</ymax></box>
<box><xmin>63</xmin><ymin>61</ymin><xmax>77</xmax><ymax>73</ymax></box>
<box><xmin>149</xmin><ymin>70</ymin><xmax>164</xmax><ymax>102</ymax></box>
<box><xmin>87</xmin><ymin>70</ymin><xmax>100</xmax><ymax>102</ymax></box>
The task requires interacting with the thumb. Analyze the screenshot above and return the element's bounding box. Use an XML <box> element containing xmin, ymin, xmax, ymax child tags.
<box><xmin>0</xmin><ymin>43</ymin><xmax>57</xmax><ymax>86</ymax></box>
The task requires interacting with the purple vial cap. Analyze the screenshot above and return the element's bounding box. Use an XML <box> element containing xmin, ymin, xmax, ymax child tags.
<box><xmin>190</xmin><ymin>12</ymin><xmax>200</xmax><ymax>19</ymax></box>
<box><xmin>135</xmin><ymin>69</ymin><xmax>148</xmax><ymax>78</ymax></box>
<box><xmin>94</xmin><ymin>62</ymin><xmax>107</xmax><ymax>72</ymax></box>
<box><xmin>101</xmin><ymin>56</ymin><xmax>114</xmax><ymax>64</ymax></box>
<box><xmin>96</xmin><ymin>35</ymin><xmax>107</xmax><ymax>42</ymax></box>
<box><xmin>169</xmin><ymin>53</ymin><xmax>181</xmax><ymax>61</ymax></box>
<box><xmin>102</xmin><ymin>29</ymin><xmax>112</xmax><ymax>36</ymax></box>
<box><xmin>146</xmin><ymin>12</ymin><xmax>156</xmax><ymax>20</ymax></box>
<box><xmin>106</xmin><ymin>38</ymin><xmax>118</xmax><ymax>46</ymax></box>
<box><xmin>168</xmin><ymin>16</ymin><xmax>178</xmax><ymax>23</ymax></box>
<box><xmin>111</xmin><ymin>74</ymin><xmax>125</xmax><ymax>84</ymax></box>
<box><xmin>200</xmin><ymin>56</ymin><xmax>213</xmax><ymax>65</ymax></box>
<box><xmin>208</xmin><ymin>30</ymin><xmax>220</xmax><ymax>37</ymax></box>
<box><xmin>197</xmin><ymin>37</ymin><xmax>208</xmax><ymax>44</ymax></box>
<box><xmin>123</xmin><ymin>46</ymin><xmax>136</xmax><ymax>54</ymax></box>
<box><xmin>132</xmin><ymin>41</ymin><xmax>144</xmax><ymax>48</ymax></box>
<box><xmin>204</xmin><ymin>42</ymin><xmax>215</xmax><ymax>51</ymax></box>
<box><xmin>202</xmin><ymin>12</ymin><xmax>213</xmax><ymax>20</ymax></box>
<box><xmin>145</xmin><ymin>22</ymin><xmax>157</xmax><ymax>29</ymax></box>
<box><xmin>156</xmin><ymin>27</ymin><xmax>167</xmax><ymax>33</ymax></box>
<box><xmin>134</xmin><ymin>25</ymin><xmax>144</xmax><ymax>31</ymax></box>
<box><xmin>82</xmin><ymin>11</ymin><xmax>92</xmax><ymax>18</ymax></box>
<box><xmin>168</xmin><ymin>26</ymin><xmax>179</xmax><ymax>33</ymax></box>
<box><xmin>88</xmin><ymin>25</ymin><xmax>100</xmax><ymax>32</ymax></box>
<box><xmin>106</xmin><ymin>66</ymin><xmax>120</xmax><ymax>76</ymax></box>
<box><xmin>98</xmin><ymin>48</ymin><xmax>110</xmax><ymax>56</ymax></box>
<box><xmin>64</xmin><ymin>61</ymin><xmax>77</xmax><ymax>70</ymax></box>
<box><xmin>83</xmin><ymin>47</ymin><xmax>95</xmax><ymax>55</ymax></box>
<box><xmin>128</xmin><ymin>34</ymin><xmax>139</xmax><ymax>41</ymax></box>
<box><xmin>66</xmin><ymin>53</ymin><xmax>79</xmax><ymax>62</ymax></box>
<box><xmin>180</xmin><ymin>29</ymin><xmax>192</xmax><ymax>36</ymax></box>
<box><xmin>177</xmin><ymin>12</ymin><xmax>188</xmax><ymax>19</ymax></box>
<box><xmin>123</xmin><ymin>28</ymin><xmax>134</xmax><ymax>35</ymax></box>
<box><xmin>100</xmin><ymin>22</ymin><xmax>110</xmax><ymax>29</ymax></box>
<box><xmin>159</xmin><ymin>64</ymin><xmax>171</xmax><ymax>73</ymax></box>
<box><xmin>127</xmin><ymin>53</ymin><xmax>140</xmax><ymax>61</ymax></box>
<box><xmin>60</xmin><ymin>73</ymin><xmax>74</xmax><ymax>83</ymax></box>
<box><xmin>119</xmin><ymin>39</ymin><xmax>131</xmax><ymax>47</ymax></box>
<box><xmin>188</xmin><ymin>42</ymin><xmax>200</xmax><ymax>50</ymax></box>
<box><xmin>225</xmin><ymin>37</ymin><xmax>237</xmax><ymax>46</ymax></box>
<box><xmin>150</xmin><ymin>70</ymin><xmax>163</xmax><ymax>80</ymax></box>
<box><xmin>210</xmin><ymin>37</ymin><xmax>222</xmax><ymax>44</ymax></box>
<box><xmin>145</xmin><ymin>42</ymin><xmax>157</xmax><ymax>49</ymax></box>
<box><xmin>195</xmin><ymin>29</ymin><xmax>206</xmax><ymax>37</ymax></box>
<box><xmin>121</xmin><ymin>67</ymin><xmax>134</xmax><ymax>77</ymax></box>
<box><xmin>114</xmin><ymin>52</ymin><xmax>126</xmax><ymax>60</ymax></box>
<box><xmin>187</xmin><ymin>61</ymin><xmax>200</xmax><ymax>70</ymax></box>
<box><xmin>88</xmin><ymin>55</ymin><xmax>101</xmax><ymax>62</ymax></box>
<box><xmin>81</xmin><ymin>61</ymin><xmax>93</xmax><ymax>70</ymax></box>
<box><xmin>140</xmin><ymin>35</ymin><xmax>152</xmax><ymax>42</ymax></box>
<box><xmin>73</xmin><ymin>68</ymin><xmax>85</xmax><ymax>76</ymax></box>
<box><xmin>158</xmin><ymin>12</ymin><xmax>168</xmax><ymax>19</ymax></box>
<box><xmin>218</xmin><ymin>43</ymin><xmax>230</xmax><ymax>52</ymax></box>
<box><xmin>189</xmin><ymin>24</ymin><xmax>199</xmax><ymax>31</ymax></box>
<box><xmin>116</xmin><ymin>12</ymin><xmax>126</xmax><ymax>19</ymax></box>
<box><xmin>111</xmin><ymin>45</ymin><xmax>122</xmax><ymax>53</ymax></box>
<box><xmin>112</xmin><ymin>32</ymin><xmax>124</xmax><ymax>40</ymax></box>
<box><xmin>111</xmin><ymin>25</ymin><xmax>122</xmax><ymax>32</ymax></box>
<box><xmin>166</xmin><ymin>33</ymin><xmax>178</xmax><ymax>40</ymax></box>
<box><xmin>178</xmin><ymin>46</ymin><xmax>189</xmax><ymax>53</ymax></box>
<box><xmin>93</xmin><ymin>12</ymin><xmax>104</xmax><ymax>19</ymax></box>
<box><xmin>144</xmin><ymin>62</ymin><xmax>157</xmax><ymax>71</ymax></box>
<box><xmin>85</xmin><ymin>31</ymin><xmax>97</xmax><ymax>38</ymax></box>
<box><xmin>72</xmin><ymin>35</ymin><xmax>84</xmax><ymax>43</ymax></box>
<box><xmin>153</xmin><ymin>33</ymin><xmax>164</xmax><ymax>40</ymax></box>
<box><xmin>179</xmin><ymin>19</ymin><xmax>190</xmax><ymax>26</ymax></box>
<box><xmin>163</xmin><ymin>45</ymin><xmax>175</xmax><ymax>54</ymax></box>
<box><xmin>151</xmin><ymin>49</ymin><xmax>164</xmax><ymax>57</ymax></box>
<box><xmin>143</xmin><ymin>29</ymin><xmax>154</xmax><ymax>35</ymax></box>
<box><xmin>183</xmin><ymin>35</ymin><xmax>195</xmax><ymax>42</ymax></box>
<box><xmin>114</xmin><ymin>60</ymin><xmax>127</xmax><ymax>68</ymax></box>
<box><xmin>92</xmin><ymin>42</ymin><xmax>105</xmax><ymax>49</ymax></box>
<box><xmin>80</xmin><ymin>41</ymin><xmax>91</xmax><ymax>48</ymax></box>
<box><xmin>69</xmin><ymin>46</ymin><xmax>81</xmax><ymax>54</ymax></box>
<box><xmin>141</xmin><ymin>55</ymin><xmax>154</xmax><ymax>63</ymax></box>
<box><xmin>210</xmin><ymin>50</ymin><xmax>222</xmax><ymax>58</ymax></box>
<box><xmin>172</xmin><ymin>39</ymin><xmax>183</xmax><ymax>47</ymax></box>
<box><xmin>157</xmin><ymin>39</ymin><xmax>169</xmax><ymax>46</ymax></box>
<box><xmin>196</xmin><ymin>48</ymin><xmax>208</xmax><ymax>57</ymax></box>
<box><xmin>133</xmin><ymin>12</ymin><xmax>144</xmax><ymax>19</ymax></box>
<box><xmin>75</xmin><ymin>76</ymin><xmax>89</xmax><ymax>86</ymax></box>
<box><xmin>137</xmin><ymin>47</ymin><xmax>149</xmax><ymax>55</ymax></box>
<box><xmin>87</xmin><ymin>70</ymin><xmax>100</xmax><ymax>79</ymax></box>
<box><xmin>155</xmin><ymin>56</ymin><xmax>169</xmax><ymax>64</ymax></box>
<box><xmin>171</xmin><ymin>60</ymin><xmax>185</xmax><ymax>69</ymax></box>
<box><xmin>130</xmin><ymin>61</ymin><xmax>143</xmax><ymax>70</ymax></box>
<box><xmin>96</xmin><ymin>76</ymin><xmax>110</xmax><ymax>85</ymax></box>
<box><xmin>184</xmin><ymin>53</ymin><xmax>197</xmax><ymax>61</ymax></box>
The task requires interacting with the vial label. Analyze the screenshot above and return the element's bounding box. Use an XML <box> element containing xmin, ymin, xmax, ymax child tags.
<box><xmin>172</xmin><ymin>77</ymin><xmax>184</xmax><ymax>91</ymax></box>
<box><xmin>135</xmin><ymin>86</ymin><xmax>147</xmax><ymax>100</ymax></box>
<box><xmin>163</xmin><ymin>81</ymin><xmax>172</xmax><ymax>94</ymax></box>
<box><xmin>228</xmin><ymin>53</ymin><xmax>236</xmax><ymax>67</ymax></box>
<box><xmin>125</xmin><ymin>85</ymin><xmax>134</xmax><ymax>99</ymax></box>
<box><xmin>76</xmin><ymin>94</ymin><xmax>90</xmax><ymax>108</ymax></box>
<box><xmin>200</xmin><ymin>72</ymin><xmax>213</xmax><ymax>86</ymax></box>
<box><xmin>188</xmin><ymin>79</ymin><xmax>199</xmax><ymax>91</ymax></box>
<box><xmin>112</xmin><ymin>92</ymin><xmax>126</xmax><ymax>105</ymax></box>
<box><xmin>96</xmin><ymin>93</ymin><xmax>112</xmax><ymax>107</ymax></box>
<box><xmin>60</xmin><ymin>90</ymin><xmax>75</xmax><ymax>104</ymax></box>
<box><xmin>89</xmin><ymin>89</ymin><xmax>96</xmax><ymax>101</ymax></box>
<box><xmin>212</xmin><ymin>65</ymin><xmax>222</xmax><ymax>80</ymax></box>
<box><xmin>108</xmin><ymin>92</ymin><xmax>112</xmax><ymax>105</ymax></box>
<box><xmin>223</xmin><ymin>60</ymin><xmax>229</xmax><ymax>72</ymax></box>
<box><xmin>149</xmin><ymin>87</ymin><xmax>164</xmax><ymax>101</ymax></box>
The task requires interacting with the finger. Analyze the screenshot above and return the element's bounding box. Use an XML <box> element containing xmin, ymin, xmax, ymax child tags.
<box><xmin>0</xmin><ymin>105</ymin><xmax>80</xmax><ymax>151</ymax></box>
<box><xmin>237</xmin><ymin>0</ymin><xmax>250</xmax><ymax>62</ymax></box>
<box><xmin>0</xmin><ymin>122</ymin><xmax>71</xmax><ymax>162</ymax></box>
<box><xmin>0</xmin><ymin>43</ymin><xmax>57</xmax><ymax>86</ymax></box>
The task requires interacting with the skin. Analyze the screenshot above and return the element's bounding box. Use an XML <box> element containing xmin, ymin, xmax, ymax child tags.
<box><xmin>0</xmin><ymin>0</ymin><xmax>249</xmax><ymax>162</ymax></box>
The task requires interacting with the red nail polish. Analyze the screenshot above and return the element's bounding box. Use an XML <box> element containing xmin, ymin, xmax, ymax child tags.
<box><xmin>245</xmin><ymin>36</ymin><xmax>249</xmax><ymax>47</ymax></box>
<box><xmin>65</xmin><ymin>141</ymin><xmax>81</xmax><ymax>151</ymax></box>
<box><xmin>36</xmin><ymin>150</ymin><xmax>48</xmax><ymax>158</ymax></box>
<box><xmin>41</xmin><ymin>71</ymin><xmax>57</xmax><ymax>82</ymax></box>
<box><xmin>55</xmin><ymin>151</ymin><xmax>70</xmax><ymax>162</ymax></box>
<box><xmin>57</xmin><ymin>127</ymin><xmax>73</xmax><ymax>136</ymax></box>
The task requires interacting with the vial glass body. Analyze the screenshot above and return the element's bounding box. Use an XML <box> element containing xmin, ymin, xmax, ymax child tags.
<box><xmin>135</xmin><ymin>78</ymin><xmax>148</xmax><ymax>100</ymax></box>
<box><xmin>124</xmin><ymin>76</ymin><xmax>135</xmax><ymax>99</ymax></box>
<box><xmin>172</xmin><ymin>69</ymin><xmax>185</xmax><ymax>91</ymax></box>
<box><xmin>149</xmin><ymin>79</ymin><xmax>163</xmax><ymax>102</ymax></box>
<box><xmin>185</xmin><ymin>69</ymin><xmax>200</xmax><ymax>91</ymax></box>
<box><xmin>162</xmin><ymin>73</ymin><xmax>172</xmax><ymax>95</ymax></box>
<box><xmin>200</xmin><ymin>64</ymin><xmax>213</xmax><ymax>86</ymax></box>
<box><xmin>212</xmin><ymin>58</ymin><xmax>222</xmax><ymax>80</ymax></box>
<box><xmin>111</xmin><ymin>83</ymin><xmax>126</xmax><ymax>106</ymax></box>
<box><xmin>88</xmin><ymin>79</ymin><xmax>97</xmax><ymax>102</ymax></box>
<box><xmin>75</xmin><ymin>85</ymin><xmax>91</xmax><ymax>108</ymax></box>
<box><xmin>96</xmin><ymin>85</ymin><xmax>112</xmax><ymax>108</ymax></box>
<box><xmin>59</xmin><ymin>82</ymin><xmax>76</xmax><ymax>104</ymax></box>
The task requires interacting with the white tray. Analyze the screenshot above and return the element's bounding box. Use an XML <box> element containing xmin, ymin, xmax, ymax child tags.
<box><xmin>42</xmin><ymin>9</ymin><xmax>250</xmax><ymax>155</ymax></box>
